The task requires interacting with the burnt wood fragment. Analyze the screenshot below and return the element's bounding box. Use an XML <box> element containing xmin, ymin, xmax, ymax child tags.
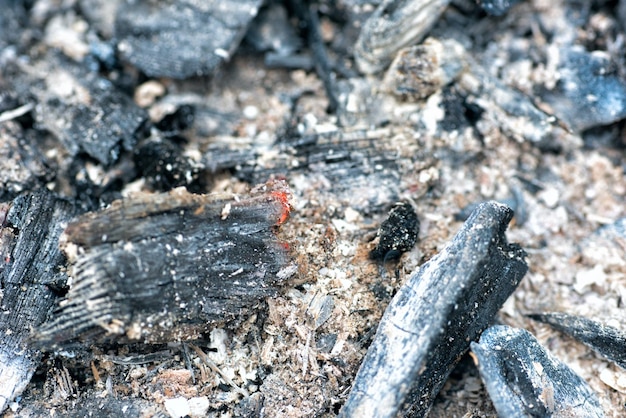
<box><xmin>6</xmin><ymin>53</ymin><xmax>147</xmax><ymax>166</ymax></box>
<box><xmin>36</xmin><ymin>181</ymin><xmax>294</xmax><ymax>347</ymax></box>
<box><xmin>528</xmin><ymin>312</ymin><xmax>626</xmax><ymax>369</ymax></box>
<box><xmin>471</xmin><ymin>325</ymin><xmax>605</xmax><ymax>418</ymax></box>
<box><xmin>339</xmin><ymin>201</ymin><xmax>527</xmax><ymax>417</ymax></box>
<box><xmin>115</xmin><ymin>0</ymin><xmax>263</xmax><ymax>79</ymax></box>
<box><xmin>369</xmin><ymin>201</ymin><xmax>419</xmax><ymax>262</ymax></box>
<box><xmin>0</xmin><ymin>191</ymin><xmax>78</xmax><ymax>413</ymax></box>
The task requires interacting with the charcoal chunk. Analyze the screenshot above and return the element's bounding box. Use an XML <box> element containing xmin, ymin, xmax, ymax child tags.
<box><xmin>339</xmin><ymin>201</ymin><xmax>527</xmax><ymax>418</ymax></box>
<box><xmin>0</xmin><ymin>191</ymin><xmax>78</xmax><ymax>414</ymax></box>
<box><xmin>471</xmin><ymin>325</ymin><xmax>604</xmax><ymax>418</ymax></box>
<box><xmin>539</xmin><ymin>46</ymin><xmax>626</xmax><ymax>132</ymax></box>
<box><xmin>369</xmin><ymin>201</ymin><xmax>419</xmax><ymax>262</ymax></box>
<box><xmin>36</xmin><ymin>181</ymin><xmax>294</xmax><ymax>346</ymax></box>
<box><xmin>7</xmin><ymin>53</ymin><xmax>147</xmax><ymax>165</ymax></box>
<box><xmin>528</xmin><ymin>312</ymin><xmax>626</xmax><ymax>369</ymax></box>
<box><xmin>115</xmin><ymin>0</ymin><xmax>263</xmax><ymax>79</ymax></box>
<box><xmin>134</xmin><ymin>137</ymin><xmax>199</xmax><ymax>191</ymax></box>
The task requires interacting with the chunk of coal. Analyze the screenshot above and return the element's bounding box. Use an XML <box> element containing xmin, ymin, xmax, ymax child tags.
<box><xmin>369</xmin><ymin>201</ymin><xmax>419</xmax><ymax>262</ymax></box>
<box><xmin>478</xmin><ymin>0</ymin><xmax>522</xmax><ymax>16</ymax></box>
<box><xmin>36</xmin><ymin>181</ymin><xmax>294</xmax><ymax>347</ymax></box>
<box><xmin>245</xmin><ymin>3</ymin><xmax>301</xmax><ymax>56</ymax></box>
<box><xmin>6</xmin><ymin>53</ymin><xmax>147</xmax><ymax>165</ymax></box>
<box><xmin>354</xmin><ymin>0</ymin><xmax>452</xmax><ymax>74</ymax></box>
<box><xmin>539</xmin><ymin>46</ymin><xmax>626</xmax><ymax>132</ymax></box>
<box><xmin>133</xmin><ymin>137</ymin><xmax>199</xmax><ymax>191</ymax></box>
<box><xmin>339</xmin><ymin>201</ymin><xmax>527</xmax><ymax>418</ymax></box>
<box><xmin>0</xmin><ymin>191</ymin><xmax>78</xmax><ymax>414</ymax></box>
<box><xmin>471</xmin><ymin>325</ymin><xmax>605</xmax><ymax>418</ymax></box>
<box><xmin>528</xmin><ymin>312</ymin><xmax>626</xmax><ymax>369</ymax></box>
<box><xmin>115</xmin><ymin>0</ymin><xmax>263</xmax><ymax>79</ymax></box>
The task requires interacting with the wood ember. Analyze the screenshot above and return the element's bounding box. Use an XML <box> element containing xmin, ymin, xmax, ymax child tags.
<box><xmin>471</xmin><ymin>325</ymin><xmax>605</xmax><ymax>417</ymax></box>
<box><xmin>529</xmin><ymin>313</ymin><xmax>626</xmax><ymax>370</ymax></box>
<box><xmin>0</xmin><ymin>191</ymin><xmax>78</xmax><ymax>413</ymax></box>
<box><xmin>36</xmin><ymin>181</ymin><xmax>294</xmax><ymax>347</ymax></box>
<box><xmin>339</xmin><ymin>201</ymin><xmax>528</xmax><ymax>417</ymax></box>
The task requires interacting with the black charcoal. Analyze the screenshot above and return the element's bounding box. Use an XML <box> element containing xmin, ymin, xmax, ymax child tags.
<box><xmin>115</xmin><ymin>0</ymin><xmax>262</xmax><ymax>79</ymax></box>
<box><xmin>0</xmin><ymin>191</ymin><xmax>78</xmax><ymax>413</ymax></box>
<box><xmin>0</xmin><ymin>121</ymin><xmax>51</xmax><ymax>201</ymax></box>
<box><xmin>339</xmin><ymin>201</ymin><xmax>527</xmax><ymax>417</ymax></box>
<box><xmin>36</xmin><ymin>181</ymin><xmax>294</xmax><ymax>346</ymax></box>
<box><xmin>354</xmin><ymin>0</ymin><xmax>452</xmax><ymax>74</ymax></box>
<box><xmin>369</xmin><ymin>201</ymin><xmax>419</xmax><ymax>262</ymax></box>
<box><xmin>133</xmin><ymin>137</ymin><xmax>199</xmax><ymax>192</ymax></box>
<box><xmin>528</xmin><ymin>312</ymin><xmax>626</xmax><ymax>369</ymax></box>
<box><xmin>478</xmin><ymin>0</ymin><xmax>522</xmax><ymax>16</ymax></box>
<box><xmin>245</xmin><ymin>3</ymin><xmax>301</xmax><ymax>56</ymax></box>
<box><xmin>539</xmin><ymin>46</ymin><xmax>626</xmax><ymax>132</ymax></box>
<box><xmin>471</xmin><ymin>325</ymin><xmax>605</xmax><ymax>418</ymax></box>
<box><xmin>6</xmin><ymin>53</ymin><xmax>147</xmax><ymax>166</ymax></box>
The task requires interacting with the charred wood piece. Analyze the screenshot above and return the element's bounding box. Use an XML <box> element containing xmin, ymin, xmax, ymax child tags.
<box><xmin>471</xmin><ymin>325</ymin><xmax>605</xmax><ymax>418</ymax></box>
<box><xmin>36</xmin><ymin>181</ymin><xmax>294</xmax><ymax>347</ymax></box>
<box><xmin>528</xmin><ymin>312</ymin><xmax>626</xmax><ymax>369</ymax></box>
<box><xmin>339</xmin><ymin>201</ymin><xmax>527</xmax><ymax>417</ymax></box>
<box><xmin>0</xmin><ymin>191</ymin><xmax>78</xmax><ymax>414</ymax></box>
<box><xmin>478</xmin><ymin>0</ymin><xmax>522</xmax><ymax>16</ymax></box>
<box><xmin>115</xmin><ymin>0</ymin><xmax>263</xmax><ymax>79</ymax></box>
<box><xmin>6</xmin><ymin>53</ymin><xmax>146</xmax><ymax>166</ymax></box>
<box><xmin>369</xmin><ymin>201</ymin><xmax>419</xmax><ymax>262</ymax></box>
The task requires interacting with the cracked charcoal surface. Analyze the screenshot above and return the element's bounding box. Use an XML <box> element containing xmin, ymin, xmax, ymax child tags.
<box><xmin>36</xmin><ymin>183</ymin><xmax>292</xmax><ymax>347</ymax></box>
<box><xmin>0</xmin><ymin>191</ymin><xmax>78</xmax><ymax>413</ymax></box>
<box><xmin>529</xmin><ymin>313</ymin><xmax>626</xmax><ymax>370</ymax></box>
<box><xmin>339</xmin><ymin>202</ymin><xmax>528</xmax><ymax>418</ymax></box>
<box><xmin>471</xmin><ymin>325</ymin><xmax>605</xmax><ymax>418</ymax></box>
<box><xmin>115</xmin><ymin>0</ymin><xmax>263</xmax><ymax>79</ymax></box>
<box><xmin>7</xmin><ymin>53</ymin><xmax>147</xmax><ymax>166</ymax></box>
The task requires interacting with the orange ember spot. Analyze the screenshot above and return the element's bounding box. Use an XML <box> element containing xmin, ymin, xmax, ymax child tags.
<box><xmin>270</xmin><ymin>191</ymin><xmax>292</xmax><ymax>225</ymax></box>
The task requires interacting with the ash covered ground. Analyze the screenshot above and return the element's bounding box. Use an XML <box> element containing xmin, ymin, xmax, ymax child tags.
<box><xmin>1</xmin><ymin>0</ymin><xmax>626</xmax><ymax>417</ymax></box>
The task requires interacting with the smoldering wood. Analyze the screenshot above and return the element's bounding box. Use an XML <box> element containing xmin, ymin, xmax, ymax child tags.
<box><xmin>0</xmin><ymin>191</ymin><xmax>78</xmax><ymax>414</ymax></box>
<box><xmin>36</xmin><ymin>181</ymin><xmax>294</xmax><ymax>347</ymax></box>
<box><xmin>206</xmin><ymin>129</ymin><xmax>438</xmax><ymax>214</ymax></box>
<box><xmin>115</xmin><ymin>0</ymin><xmax>263</xmax><ymax>79</ymax></box>
<box><xmin>354</xmin><ymin>0</ymin><xmax>452</xmax><ymax>74</ymax></box>
<box><xmin>338</xmin><ymin>201</ymin><xmax>528</xmax><ymax>418</ymax></box>
<box><xmin>528</xmin><ymin>312</ymin><xmax>626</xmax><ymax>369</ymax></box>
<box><xmin>471</xmin><ymin>325</ymin><xmax>605</xmax><ymax>418</ymax></box>
<box><xmin>5</xmin><ymin>53</ymin><xmax>147</xmax><ymax>166</ymax></box>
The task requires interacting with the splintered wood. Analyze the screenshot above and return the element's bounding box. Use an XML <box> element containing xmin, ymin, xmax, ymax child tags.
<box><xmin>36</xmin><ymin>180</ymin><xmax>294</xmax><ymax>346</ymax></box>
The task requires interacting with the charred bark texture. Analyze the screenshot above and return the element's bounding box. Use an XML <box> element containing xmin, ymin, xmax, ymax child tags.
<box><xmin>0</xmin><ymin>191</ymin><xmax>78</xmax><ymax>413</ymax></box>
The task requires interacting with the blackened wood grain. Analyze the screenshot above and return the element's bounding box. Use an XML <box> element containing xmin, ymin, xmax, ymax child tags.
<box><xmin>0</xmin><ymin>191</ymin><xmax>78</xmax><ymax>413</ymax></box>
<box><xmin>36</xmin><ymin>181</ymin><xmax>294</xmax><ymax>347</ymax></box>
